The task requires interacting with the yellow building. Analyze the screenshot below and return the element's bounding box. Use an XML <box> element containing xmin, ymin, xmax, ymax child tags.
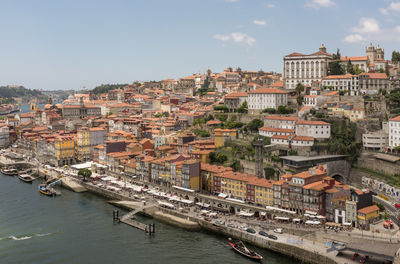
<box><xmin>76</xmin><ymin>127</ymin><xmax>90</xmax><ymax>162</ymax></box>
<box><xmin>357</xmin><ymin>204</ymin><xmax>380</xmax><ymax>229</ymax></box>
<box><xmin>54</xmin><ymin>135</ymin><xmax>75</xmax><ymax>166</ymax></box>
<box><xmin>214</xmin><ymin>128</ymin><xmax>237</xmax><ymax>148</ymax></box>
<box><xmin>215</xmin><ymin>171</ymin><xmax>249</xmax><ymax>200</ymax></box>
<box><xmin>200</xmin><ymin>163</ymin><xmax>233</xmax><ymax>193</ymax></box>
<box><xmin>246</xmin><ymin>177</ymin><xmax>275</xmax><ymax>206</ymax></box>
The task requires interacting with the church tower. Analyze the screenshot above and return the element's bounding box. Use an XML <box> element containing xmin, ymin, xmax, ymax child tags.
<box><xmin>366</xmin><ymin>43</ymin><xmax>376</xmax><ymax>63</ymax></box>
<box><xmin>376</xmin><ymin>45</ymin><xmax>384</xmax><ymax>60</ymax></box>
<box><xmin>319</xmin><ymin>43</ymin><xmax>327</xmax><ymax>53</ymax></box>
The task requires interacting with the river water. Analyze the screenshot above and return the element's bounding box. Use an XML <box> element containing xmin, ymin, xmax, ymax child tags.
<box><xmin>0</xmin><ymin>174</ymin><xmax>294</xmax><ymax>264</ymax></box>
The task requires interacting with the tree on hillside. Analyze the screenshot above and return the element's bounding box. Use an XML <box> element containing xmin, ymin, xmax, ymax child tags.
<box><xmin>392</xmin><ymin>51</ymin><xmax>400</xmax><ymax>63</ymax></box>
<box><xmin>237</xmin><ymin>101</ymin><xmax>248</xmax><ymax>113</ymax></box>
<box><xmin>329</xmin><ymin>49</ymin><xmax>345</xmax><ymax>75</ymax></box>
<box><xmin>297</xmin><ymin>95</ymin><xmax>304</xmax><ymax>106</ymax></box>
<box><xmin>346</xmin><ymin>60</ymin><xmax>355</xmax><ymax>74</ymax></box>
<box><xmin>92</xmin><ymin>84</ymin><xmax>128</xmax><ymax>94</ymax></box>
<box><xmin>78</xmin><ymin>168</ymin><xmax>92</xmax><ymax>182</ymax></box>
<box><xmin>246</xmin><ymin>119</ymin><xmax>263</xmax><ymax>132</ymax></box>
<box><xmin>295</xmin><ymin>83</ymin><xmax>305</xmax><ymax>96</ymax></box>
<box><xmin>353</xmin><ymin>64</ymin><xmax>364</xmax><ymax>75</ymax></box>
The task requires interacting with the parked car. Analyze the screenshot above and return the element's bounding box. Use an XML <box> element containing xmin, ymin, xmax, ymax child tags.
<box><xmin>258</xmin><ymin>230</ymin><xmax>268</xmax><ymax>237</ymax></box>
<box><xmin>246</xmin><ymin>228</ymin><xmax>256</xmax><ymax>234</ymax></box>
<box><xmin>204</xmin><ymin>217</ymin><xmax>212</xmax><ymax>222</ymax></box>
<box><xmin>239</xmin><ymin>225</ymin><xmax>247</xmax><ymax>231</ymax></box>
<box><xmin>395</xmin><ymin>203</ymin><xmax>400</xmax><ymax>209</ymax></box>
<box><xmin>215</xmin><ymin>220</ymin><xmax>225</xmax><ymax>225</ymax></box>
<box><xmin>273</xmin><ymin>228</ymin><xmax>283</xmax><ymax>234</ymax></box>
<box><xmin>267</xmin><ymin>234</ymin><xmax>278</xmax><ymax>240</ymax></box>
<box><xmin>227</xmin><ymin>223</ymin><xmax>236</xmax><ymax>228</ymax></box>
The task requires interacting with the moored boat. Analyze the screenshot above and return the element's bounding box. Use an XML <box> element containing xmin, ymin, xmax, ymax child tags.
<box><xmin>228</xmin><ymin>238</ymin><xmax>263</xmax><ymax>261</ymax></box>
<box><xmin>38</xmin><ymin>184</ymin><xmax>57</xmax><ymax>196</ymax></box>
<box><xmin>18</xmin><ymin>174</ymin><xmax>35</xmax><ymax>183</ymax></box>
<box><xmin>1</xmin><ymin>168</ymin><xmax>18</xmax><ymax>176</ymax></box>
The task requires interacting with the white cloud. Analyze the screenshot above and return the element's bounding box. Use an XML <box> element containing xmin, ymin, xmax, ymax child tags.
<box><xmin>225</xmin><ymin>0</ymin><xmax>239</xmax><ymax>2</ymax></box>
<box><xmin>389</xmin><ymin>2</ymin><xmax>400</xmax><ymax>11</ymax></box>
<box><xmin>267</xmin><ymin>3</ymin><xmax>275</xmax><ymax>8</ymax></box>
<box><xmin>213</xmin><ymin>34</ymin><xmax>230</xmax><ymax>41</ymax></box>
<box><xmin>343</xmin><ymin>34</ymin><xmax>365</xmax><ymax>43</ymax></box>
<box><xmin>379</xmin><ymin>8</ymin><xmax>389</xmax><ymax>15</ymax></box>
<box><xmin>305</xmin><ymin>0</ymin><xmax>335</xmax><ymax>9</ymax></box>
<box><xmin>213</xmin><ymin>32</ymin><xmax>256</xmax><ymax>46</ymax></box>
<box><xmin>231</xmin><ymin>32</ymin><xmax>256</xmax><ymax>45</ymax></box>
<box><xmin>253</xmin><ymin>20</ymin><xmax>267</xmax><ymax>26</ymax></box>
<box><xmin>395</xmin><ymin>26</ymin><xmax>400</xmax><ymax>32</ymax></box>
<box><xmin>352</xmin><ymin>17</ymin><xmax>380</xmax><ymax>33</ymax></box>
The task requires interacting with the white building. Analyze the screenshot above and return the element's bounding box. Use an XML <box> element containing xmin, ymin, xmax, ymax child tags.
<box><xmin>259</xmin><ymin>127</ymin><xmax>294</xmax><ymax>138</ymax></box>
<box><xmin>247</xmin><ymin>87</ymin><xmax>288</xmax><ymax>114</ymax></box>
<box><xmin>340</xmin><ymin>56</ymin><xmax>369</xmax><ymax>72</ymax></box>
<box><xmin>284</xmin><ymin>44</ymin><xmax>332</xmax><ymax>89</ymax></box>
<box><xmin>224</xmin><ymin>92</ymin><xmax>248</xmax><ymax>112</ymax></box>
<box><xmin>303</xmin><ymin>95</ymin><xmax>318</xmax><ymax>107</ymax></box>
<box><xmin>362</xmin><ymin>131</ymin><xmax>388</xmax><ymax>151</ymax></box>
<box><xmin>322</xmin><ymin>74</ymin><xmax>359</xmax><ymax>96</ymax></box>
<box><xmin>271</xmin><ymin>135</ymin><xmax>314</xmax><ymax>147</ymax></box>
<box><xmin>359</xmin><ymin>72</ymin><xmax>388</xmax><ymax>95</ymax></box>
<box><xmin>389</xmin><ymin>116</ymin><xmax>400</xmax><ymax>148</ymax></box>
<box><xmin>263</xmin><ymin>116</ymin><xmax>298</xmax><ymax>129</ymax></box>
<box><xmin>295</xmin><ymin>120</ymin><xmax>331</xmax><ymax>139</ymax></box>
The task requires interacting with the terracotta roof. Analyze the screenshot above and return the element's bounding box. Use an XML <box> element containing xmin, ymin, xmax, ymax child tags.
<box><xmin>390</xmin><ymin>115</ymin><xmax>400</xmax><ymax>122</ymax></box>
<box><xmin>358</xmin><ymin>205</ymin><xmax>379</xmax><ymax>215</ymax></box>
<box><xmin>359</xmin><ymin>72</ymin><xmax>387</xmax><ymax>79</ymax></box>
<box><xmin>225</xmin><ymin>92</ymin><xmax>248</xmax><ymax>98</ymax></box>
<box><xmin>285</xmin><ymin>52</ymin><xmax>305</xmax><ymax>57</ymax></box>
<box><xmin>303</xmin><ymin>181</ymin><xmax>329</xmax><ymax>191</ymax></box>
<box><xmin>294</xmin><ymin>169</ymin><xmax>326</xmax><ymax>179</ymax></box>
<box><xmin>296</xmin><ymin>120</ymin><xmax>330</xmax><ymax>125</ymax></box>
<box><xmin>322</xmin><ymin>73</ymin><xmax>354</xmax><ymax>80</ymax></box>
<box><xmin>248</xmin><ymin>87</ymin><xmax>288</xmax><ymax>94</ymax></box>
<box><xmin>340</xmin><ymin>56</ymin><xmax>368</xmax><ymax>61</ymax></box>
<box><xmin>269</xmin><ymin>81</ymin><xmax>284</xmax><ymax>88</ymax></box>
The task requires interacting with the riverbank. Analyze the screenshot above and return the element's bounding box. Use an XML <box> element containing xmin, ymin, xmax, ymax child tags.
<box><xmin>80</xmin><ymin>180</ymin><xmax>340</xmax><ymax>264</ymax></box>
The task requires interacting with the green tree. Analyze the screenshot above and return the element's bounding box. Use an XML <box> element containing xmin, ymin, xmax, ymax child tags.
<box><xmin>264</xmin><ymin>167</ymin><xmax>276</xmax><ymax>179</ymax></box>
<box><xmin>353</xmin><ymin>64</ymin><xmax>364</xmax><ymax>75</ymax></box>
<box><xmin>297</xmin><ymin>95</ymin><xmax>304</xmax><ymax>106</ymax></box>
<box><xmin>246</xmin><ymin>119</ymin><xmax>264</xmax><ymax>132</ymax></box>
<box><xmin>78</xmin><ymin>168</ymin><xmax>92</xmax><ymax>181</ymax></box>
<box><xmin>203</xmin><ymin>76</ymin><xmax>210</xmax><ymax>89</ymax></box>
<box><xmin>378</xmin><ymin>68</ymin><xmax>385</xmax><ymax>73</ymax></box>
<box><xmin>392</xmin><ymin>51</ymin><xmax>400</xmax><ymax>63</ymax></box>
<box><xmin>237</xmin><ymin>101</ymin><xmax>248</xmax><ymax>113</ymax></box>
<box><xmin>92</xmin><ymin>84</ymin><xmax>128</xmax><ymax>94</ymax></box>
<box><xmin>295</xmin><ymin>83</ymin><xmax>305</xmax><ymax>96</ymax></box>
<box><xmin>216</xmin><ymin>114</ymin><xmax>228</xmax><ymax>122</ymax></box>
<box><xmin>213</xmin><ymin>105</ymin><xmax>228</xmax><ymax>112</ymax></box>
<box><xmin>329</xmin><ymin>49</ymin><xmax>345</xmax><ymax>75</ymax></box>
<box><xmin>262</xmin><ymin>108</ymin><xmax>276</xmax><ymax>114</ymax></box>
<box><xmin>346</xmin><ymin>60</ymin><xmax>355</xmax><ymax>74</ymax></box>
<box><xmin>277</xmin><ymin>105</ymin><xmax>294</xmax><ymax>114</ymax></box>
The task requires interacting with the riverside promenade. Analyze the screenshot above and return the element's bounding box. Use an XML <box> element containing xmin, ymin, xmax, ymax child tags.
<box><xmin>2</xmin><ymin>151</ymin><xmax>400</xmax><ymax>264</ymax></box>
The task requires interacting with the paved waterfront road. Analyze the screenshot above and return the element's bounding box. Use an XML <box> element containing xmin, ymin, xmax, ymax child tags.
<box><xmin>0</xmin><ymin>174</ymin><xmax>294</xmax><ymax>264</ymax></box>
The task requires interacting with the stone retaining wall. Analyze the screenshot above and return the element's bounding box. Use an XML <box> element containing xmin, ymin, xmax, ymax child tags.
<box><xmin>199</xmin><ymin>221</ymin><xmax>337</xmax><ymax>264</ymax></box>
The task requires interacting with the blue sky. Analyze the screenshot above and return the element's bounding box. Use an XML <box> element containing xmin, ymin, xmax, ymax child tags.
<box><xmin>1</xmin><ymin>0</ymin><xmax>399</xmax><ymax>90</ymax></box>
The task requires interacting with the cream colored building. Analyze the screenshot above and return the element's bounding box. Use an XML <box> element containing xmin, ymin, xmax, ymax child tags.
<box><xmin>284</xmin><ymin>44</ymin><xmax>332</xmax><ymax>89</ymax></box>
